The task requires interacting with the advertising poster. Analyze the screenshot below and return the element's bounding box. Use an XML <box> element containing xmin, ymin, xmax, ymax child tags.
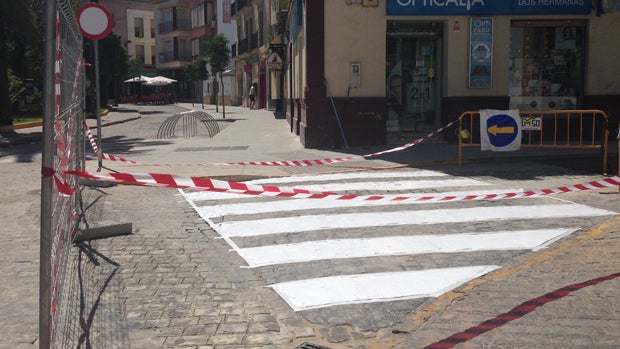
<box><xmin>469</xmin><ymin>18</ymin><xmax>493</xmax><ymax>88</ymax></box>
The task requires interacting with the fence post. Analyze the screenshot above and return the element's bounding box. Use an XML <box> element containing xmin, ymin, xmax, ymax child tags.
<box><xmin>40</xmin><ymin>1</ymin><xmax>57</xmax><ymax>347</ymax></box>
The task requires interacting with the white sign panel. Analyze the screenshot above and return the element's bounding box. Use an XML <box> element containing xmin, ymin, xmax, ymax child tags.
<box><xmin>480</xmin><ymin>109</ymin><xmax>522</xmax><ymax>151</ymax></box>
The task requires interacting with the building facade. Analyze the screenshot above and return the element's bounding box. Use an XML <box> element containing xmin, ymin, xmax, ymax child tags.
<box><xmin>152</xmin><ymin>0</ymin><xmax>193</xmax><ymax>99</ymax></box>
<box><xmin>151</xmin><ymin>0</ymin><xmax>236</xmax><ymax>104</ymax></box>
<box><xmin>199</xmin><ymin>0</ymin><xmax>237</xmax><ymax>106</ymax></box>
<box><xmin>284</xmin><ymin>0</ymin><xmax>620</xmax><ymax>148</ymax></box>
<box><xmin>126</xmin><ymin>8</ymin><xmax>156</xmax><ymax>68</ymax></box>
<box><xmin>230</xmin><ymin>0</ymin><xmax>288</xmax><ymax>111</ymax></box>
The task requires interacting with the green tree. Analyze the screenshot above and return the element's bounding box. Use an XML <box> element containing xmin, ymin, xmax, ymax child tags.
<box><xmin>84</xmin><ymin>34</ymin><xmax>128</xmax><ymax>106</ymax></box>
<box><xmin>197</xmin><ymin>56</ymin><xmax>209</xmax><ymax>109</ymax></box>
<box><xmin>127</xmin><ymin>56</ymin><xmax>144</xmax><ymax>78</ymax></box>
<box><xmin>0</xmin><ymin>0</ymin><xmax>40</xmax><ymax>125</ymax></box>
<box><xmin>184</xmin><ymin>63</ymin><xmax>199</xmax><ymax>107</ymax></box>
<box><xmin>8</xmin><ymin>69</ymin><xmax>26</xmax><ymax>108</ymax></box>
<box><xmin>206</xmin><ymin>34</ymin><xmax>231</xmax><ymax>117</ymax></box>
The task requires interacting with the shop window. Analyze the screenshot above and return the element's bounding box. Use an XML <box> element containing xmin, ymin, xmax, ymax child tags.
<box><xmin>509</xmin><ymin>21</ymin><xmax>586</xmax><ymax>110</ymax></box>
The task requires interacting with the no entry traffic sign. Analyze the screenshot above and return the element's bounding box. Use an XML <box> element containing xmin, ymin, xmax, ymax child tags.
<box><xmin>77</xmin><ymin>3</ymin><xmax>113</xmax><ymax>40</ymax></box>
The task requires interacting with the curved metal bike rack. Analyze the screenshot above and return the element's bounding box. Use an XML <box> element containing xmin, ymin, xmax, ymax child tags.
<box><xmin>157</xmin><ymin>110</ymin><xmax>221</xmax><ymax>139</ymax></box>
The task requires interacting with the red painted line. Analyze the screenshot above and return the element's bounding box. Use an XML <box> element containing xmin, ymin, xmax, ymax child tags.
<box><xmin>423</xmin><ymin>272</ymin><xmax>620</xmax><ymax>349</ymax></box>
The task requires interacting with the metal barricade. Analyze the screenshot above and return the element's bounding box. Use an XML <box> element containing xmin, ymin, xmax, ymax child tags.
<box><xmin>458</xmin><ymin>110</ymin><xmax>610</xmax><ymax>173</ymax></box>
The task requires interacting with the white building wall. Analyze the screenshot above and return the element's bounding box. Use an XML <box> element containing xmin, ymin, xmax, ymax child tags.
<box><xmin>126</xmin><ymin>9</ymin><xmax>156</xmax><ymax>65</ymax></box>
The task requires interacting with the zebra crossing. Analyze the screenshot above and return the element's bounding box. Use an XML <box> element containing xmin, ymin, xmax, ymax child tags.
<box><xmin>180</xmin><ymin>169</ymin><xmax>617</xmax><ymax>311</ymax></box>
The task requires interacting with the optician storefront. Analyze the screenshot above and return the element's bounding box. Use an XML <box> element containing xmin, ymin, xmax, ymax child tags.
<box><xmin>386</xmin><ymin>0</ymin><xmax>593</xmax><ymax>139</ymax></box>
<box><xmin>290</xmin><ymin>1</ymin><xmax>620</xmax><ymax>147</ymax></box>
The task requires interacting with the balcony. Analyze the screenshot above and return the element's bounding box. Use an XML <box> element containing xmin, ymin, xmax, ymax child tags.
<box><xmin>250</xmin><ymin>32</ymin><xmax>259</xmax><ymax>50</ymax></box>
<box><xmin>158</xmin><ymin>50</ymin><xmax>192</xmax><ymax>63</ymax></box>
<box><xmin>237</xmin><ymin>38</ymin><xmax>248</xmax><ymax>55</ymax></box>
<box><xmin>158</xmin><ymin>19</ymin><xmax>191</xmax><ymax>34</ymax></box>
<box><xmin>230</xmin><ymin>0</ymin><xmax>249</xmax><ymax>17</ymax></box>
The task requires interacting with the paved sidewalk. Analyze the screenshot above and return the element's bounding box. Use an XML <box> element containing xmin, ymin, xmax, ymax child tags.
<box><xmin>1</xmin><ymin>103</ymin><xmax>618</xmax><ymax>348</ymax></box>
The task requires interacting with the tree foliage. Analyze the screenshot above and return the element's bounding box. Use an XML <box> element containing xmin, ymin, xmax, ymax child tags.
<box><xmin>197</xmin><ymin>56</ymin><xmax>210</xmax><ymax>81</ymax></box>
<box><xmin>184</xmin><ymin>63</ymin><xmax>199</xmax><ymax>83</ymax></box>
<box><xmin>206</xmin><ymin>35</ymin><xmax>231</xmax><ymax>115</ymax></box>
<box><xmin>206</xmin><ymin>34</ymin><xmax>231</xmax><ymax>77</ymax></box>
<box><xmin>0</xmin><ymin>0</ymin><xmax>42</xmax><ymax>125</ymax></box>
<box><xmin>83</xmin><ymin>33</ymin><xmax>128</xmax><ymax>107</ymax></box>
<box><xmin>127</xmin><ymin>56</ymin><xmax>144</xmax><ymax>78</ymax></box>
<box><xmin>8</xmin><ymin>69</ymin><xmax>26</xmax><ymax>106</ymax></box>
<box><xmin>184</xmin><ymin>63</ymin><xmax>200</xmax><ymax>105</ymax></box>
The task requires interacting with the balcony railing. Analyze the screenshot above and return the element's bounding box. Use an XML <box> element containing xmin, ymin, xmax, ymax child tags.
<box><xmin>158</xmin><ymin>50</ymin><xmax>192</xmax><ymax>63</ymax></box>
<box><xmin>237</xmin><ymin>38</ymin><xmax>248</xmax><ymax>55</ymax></box>
<box><xmin>158</xmin><ymin>19</ymin><xmax>191</xmax><ymax>34</ymax></box>
<box><xmin>250</xmin><ymin>32</ymin><xmax>258</xmax><ymax>50</ymax></box>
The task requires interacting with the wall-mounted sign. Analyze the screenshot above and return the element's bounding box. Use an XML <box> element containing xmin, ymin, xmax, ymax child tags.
<box><xmin>387</xmin><ymin>0</ymin><xmax>591</xmax><ymax>16</ymax></box>
<box><xmin>243</xmin><ymin>64</ymin><xmax>252</xmax><ymax>73</ymax></box>
<box><xmin>469</xmin><ymin>17</ymin><xmax>492</xmax><ymax>88</ymax></box>
<box><xmin>266</xmin><ymin>53</ymin><xmax>283</xmax><ymax>70</ymax></box>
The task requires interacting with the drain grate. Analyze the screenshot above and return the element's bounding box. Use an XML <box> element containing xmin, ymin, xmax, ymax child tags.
<box><xmin>295</xmin><ymin>343</ymin><xmax>331</xmax><ymax>349</ymax></box>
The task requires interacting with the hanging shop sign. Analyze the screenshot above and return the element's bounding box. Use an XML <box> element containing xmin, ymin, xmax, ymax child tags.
<box><xmin>386</xmin><ymin>0</ymin><xmax>592</xmax><ymax>16</ymax></box>
<box><xmin>266</xmin><ymin>53</ymin><xmax>283</xmax><ymax>70</ymax></box>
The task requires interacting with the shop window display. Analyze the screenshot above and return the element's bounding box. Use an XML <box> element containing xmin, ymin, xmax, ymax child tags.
<box><xmin>509</xmin><ymin>22</ymin><xmax>585</xmax><ymax>110</ymax></box>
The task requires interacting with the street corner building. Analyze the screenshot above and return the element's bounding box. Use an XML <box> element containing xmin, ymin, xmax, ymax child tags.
<box><xmin>231</xmin><ymin>0</ymin><xmax>620</xmax><ymax>148</ymax></box>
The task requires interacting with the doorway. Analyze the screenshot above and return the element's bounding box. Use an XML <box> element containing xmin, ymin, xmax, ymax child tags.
<box><xmin>387</xmin><ymin>21</ymin><xmax>442</xmax><ymax>134</ymax></box>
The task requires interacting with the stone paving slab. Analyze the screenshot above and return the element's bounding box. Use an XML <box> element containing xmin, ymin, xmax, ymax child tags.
<box><xmin>1</xmin><ymin>103</ymin><xmax>619</xmax><ymax>349</ymax></box>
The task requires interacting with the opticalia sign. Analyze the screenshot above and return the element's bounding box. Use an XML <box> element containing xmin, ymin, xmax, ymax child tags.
<box><xmin>387</xmin><ymin>0</ymin><xmax>591</xmax><ymax>15</ymax></box>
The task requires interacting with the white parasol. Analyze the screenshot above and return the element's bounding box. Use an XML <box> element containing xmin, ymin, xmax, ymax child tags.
<box><xmin>144</xmin><ymin>76</ymin><xmax>177</xmax><ymax>85</ymax></box>
<box><xmin>123</xmin><ymin>75</ymin><xmax>153</xmax><ymax>83</ymax></box>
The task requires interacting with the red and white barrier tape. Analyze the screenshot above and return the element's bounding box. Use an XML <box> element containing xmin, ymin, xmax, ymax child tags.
<box><xmin>83</xmin><ymin>118</ymin><xmax>460</xmax><ymax>167</ymax></box>
<box><xmin>57</xmin><ymin>168</ymin><xmax>620</xmax><ymax>202</ymax></box>
<box><xmin>84</xmin><ymin>121</ymin><xmax>99</xmax><ymax>155</ymax></box>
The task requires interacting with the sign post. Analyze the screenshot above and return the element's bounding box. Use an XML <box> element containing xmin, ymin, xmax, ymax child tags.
<box><xmin>77</xmin><ymin>2</ymin><xmax>113</xmax><ymax>169</ymax></box>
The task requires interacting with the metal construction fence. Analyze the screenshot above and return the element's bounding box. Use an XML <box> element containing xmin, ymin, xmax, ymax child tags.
<box><xmin>458</xmin><ymin>109</ymin><xmax>611</xmax><ymax>173</ymax></box>
<box><xmin>41</xmin><ymin>0</ymin><xmax>86</xmax><ymax>347</ymax></box>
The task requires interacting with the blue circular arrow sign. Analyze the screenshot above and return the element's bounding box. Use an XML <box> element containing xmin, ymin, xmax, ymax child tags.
<box><xmin>486</xmin><ymin>114</ymin><xmax>518</xmax><ymax>147</ymax></box>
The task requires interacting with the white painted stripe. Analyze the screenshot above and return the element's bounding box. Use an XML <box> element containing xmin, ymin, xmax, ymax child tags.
<box><xmin>238</xmin><ymin>228</ymin><xmax>577</xmax><ymax>267</ymax></box>
<box><xmin>216</xmin><ymin>204</ymin><xmax>616</xmax><ymax>237</ymax></box>
<box><xmin>190</xmin><ymin>188</ymin><xmax>525</xmax><ymax>217</ymax></box>
<box><xmin>246</xmin><ymin>170</ymin><xmax>449</xmax><ymax>184</ymax></box>
<box><xmin>257</xmin><ymin>178</ymin><xmax>487</xmax><ymax>192</ymax></box>
<box><xmin>270</xmin><ymin>265</ymin><xmax>500</xmax><ymax>311</ymax></box>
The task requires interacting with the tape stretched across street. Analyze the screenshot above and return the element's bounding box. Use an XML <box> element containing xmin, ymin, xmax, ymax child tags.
<box><xmin>58</xmin><ymin>169</ymin><xmax>620</xmax><ymax>202</ymax></box>
<box><xmin>83</xmin><ymin>118</ymin><xmax>459</xmax><ymax>167</ymax></box>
